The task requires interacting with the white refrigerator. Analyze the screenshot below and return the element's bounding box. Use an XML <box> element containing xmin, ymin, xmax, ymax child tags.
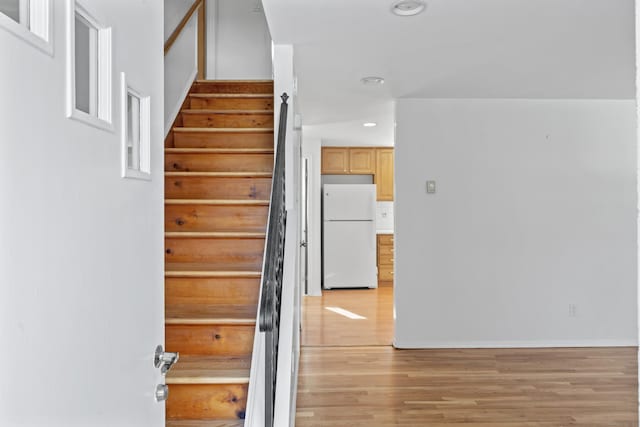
<box><xmin>323</xmin><ymin>184</ymin><xmax>377</xmax><ymax>289</ymax></box>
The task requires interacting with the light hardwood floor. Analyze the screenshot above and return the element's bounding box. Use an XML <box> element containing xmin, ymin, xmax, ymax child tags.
<box><xmin>297</xmin><ymin>285</ymin><xmax>638</xmax><ymax>426</ymax></box>
<box><xmin>302</xmin><ymin>283</ymin><xmax>393</xmax><ymax>347</ymax></box>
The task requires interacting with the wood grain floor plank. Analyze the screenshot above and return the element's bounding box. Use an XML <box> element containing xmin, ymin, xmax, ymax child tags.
<box><xmin>297</xmin><ymin>285</ymin><xmax>638</xmax><ymax>426</ymax></box>
<box><xmin>301</xmin><ymin>283</ymin><xmax>393</xmax><ymax>347</ymax></box>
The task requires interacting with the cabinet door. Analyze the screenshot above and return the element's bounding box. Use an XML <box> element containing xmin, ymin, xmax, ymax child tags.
<box><xmin>376</xmin><ymin>234</ymin><xmax>395</xmax><ymax>284</ymax></box>
<box><xmin>379</xmin><ymin>266</ymin><xmax>394</xmax><ymax>281</ymax></box>
<box><xmin>375</xmin><ymin>148</ymin><xmax>394</xmax><ymax>201</ymax></box>
<box><xmin>378</xmin><ymin>252</ymin><xmax>394</xmax><ymax>266</ymax></box>
<box><xmin>322</xmin><ymin>147</ymin><xmax>349</xmax><ymax>174</ymax></box>
<box><xmin>349</xmin><ymin>148</ymin><xmax>375</xmax><ymax>174</ymax></box>
<box><xmin>378</xmin><ymin>234</ymin><xmax>394</xmax><ymax>245</ymax></box>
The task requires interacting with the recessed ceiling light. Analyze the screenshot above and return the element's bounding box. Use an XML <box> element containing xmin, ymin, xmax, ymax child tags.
<box><xmin>361</xmin><ymin>76</ymin><xmax>385</xmax><ymax>85</ymax></box>
<box><xmin>363</xmin><ymin>122</ymin><xmax>377</xmax><ymax>127</ymax></box>
<box><xmin>391</xmin><ymin>0</ymin><xmax>427</xmax><ymax>16</ymax></box>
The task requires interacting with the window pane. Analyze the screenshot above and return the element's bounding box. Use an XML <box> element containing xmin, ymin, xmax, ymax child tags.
<box><xmin>0</xmin><ymin>0</ymin><xmax>20</xmax><ymax>23</ymax></box>
<box><xmin>75</xmin><ymin>15</ymin><xmax>92</xmax><ymax>114</ymax></box>
<box><xmin>127</xmin><ymin>93</ymin><xmax>141</xmax><ymax>171</ymax></box>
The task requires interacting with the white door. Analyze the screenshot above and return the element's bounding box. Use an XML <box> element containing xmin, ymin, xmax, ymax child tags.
<box><xmin>0</xmin><ymin>2</ymin><xmax>165</xmax><ymax>426</ymax></box>
<box><xmin>300</xmin><ymin>158</ymin><xmax>309</xmax><ymax>295</ymax></box>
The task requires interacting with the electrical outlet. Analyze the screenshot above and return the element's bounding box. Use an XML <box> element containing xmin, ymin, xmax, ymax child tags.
<box><xmin>426</xmin><ymin>180</ymin><xmax>436</xmax><ymax>194</ymax></box>
<box><xmin>568</xmin><ymin>304</ymin><xmax>577</xmax><ymax>317</ymax></box>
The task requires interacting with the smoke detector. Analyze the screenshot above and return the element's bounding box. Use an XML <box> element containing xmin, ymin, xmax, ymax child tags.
<box><xmin>391</xmin><ymin>0</ymin><xmax>427</xmax><ymax>16</ymax></box>
<box><xmin>361</xmin><ymin>76</ymin><xmax>385</xmax><ymax>86</ymax></box>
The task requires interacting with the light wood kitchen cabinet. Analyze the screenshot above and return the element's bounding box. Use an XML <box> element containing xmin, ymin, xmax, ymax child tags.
<box><xmin>321</xmin><ymin>146</ymin><xmax>394</xmax><ymax>201</ymax></box>
<box><xmin>377</xmin><ymin>234</ymin><xmax>394</xmax><ymax>284</ymax></box>
<box><xmin>321</xmin><ymin>147</ymin><xmax>349</xmax><ymax>174</ymax></box>
<box><xmin>349</xmin><ymin>148</ymin><xmax>376</xmax><ymax>174</ymax></box>
<box><xmin>375</xmin><ymin>148</ymin><xmax>394</xmax><ymax>201</ymax></box>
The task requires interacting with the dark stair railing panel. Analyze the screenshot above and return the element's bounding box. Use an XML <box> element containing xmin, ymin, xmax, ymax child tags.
<box><xmin>258</xmin><ymin>93</ymin><xmax>288</xmax><ymax>427</ymax></box>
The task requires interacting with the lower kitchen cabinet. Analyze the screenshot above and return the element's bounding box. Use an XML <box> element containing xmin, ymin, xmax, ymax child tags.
<box><xmin>377</xmin><ymin>234</ymin><xmax>394</xmax><ymax>284</ymax></box>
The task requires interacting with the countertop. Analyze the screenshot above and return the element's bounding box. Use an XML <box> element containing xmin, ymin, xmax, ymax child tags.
<box><xmin>377</xmin><ymin>230</ymin><xmax>394</xmax><ymax>235</ymax></box>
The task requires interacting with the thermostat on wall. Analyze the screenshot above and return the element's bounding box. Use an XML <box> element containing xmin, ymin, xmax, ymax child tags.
<box><xmin>426</xmin><ymin>181</ymin><xmax>436</xmax><ymax>194</ymax></box>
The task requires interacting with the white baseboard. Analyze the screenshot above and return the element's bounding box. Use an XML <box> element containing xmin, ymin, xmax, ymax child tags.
<box><xmin>305</xmin><ymin>290</ymin><xmax>322</xmax><ymax>297</ymax></box>
<box><xmin>393</xmin><ymin>338</ymin><xmax>638</xmax><ymax>349</ymax></box>
<box><xmin>164</xmin><ymin>68</ymin><xmax>197</xmax><ymax>137</ymax></box>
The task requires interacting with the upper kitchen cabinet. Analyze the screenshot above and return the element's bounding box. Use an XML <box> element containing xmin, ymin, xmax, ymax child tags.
<box><xmin>321</xmin><ymin>147</ymin><xmax>376</xmax><ymax>174</ymax></box>
<box><xmin>321</xmin><ymin>146</ymin><xmax>394</xmax><ymax>201</ymax></box>
<box><xmin>321</xmin><ymin>147</ymin><xmax>349</xmax><ymax>174</ymax></box>
<box><xmin>349</xmin><ymin>148</ymin><xmax>376</xmax><ymax>174</ymax></box>
<box><xmin>375</xmin><ymin>148</ymin><xmax>394</xmax><ymax>201</ymax></box>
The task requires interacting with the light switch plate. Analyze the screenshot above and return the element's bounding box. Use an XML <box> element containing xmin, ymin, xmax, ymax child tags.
<box><xmin>426</xmin><ymin>180</ymin><xmax>436</xmax><ymax>194</ymax></box>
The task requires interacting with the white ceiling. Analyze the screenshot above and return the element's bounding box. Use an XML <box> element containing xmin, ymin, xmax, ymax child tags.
<box><xmin>262</xmin><ymin>0</ymin><xmax>636</xmax><ymax>146</ymax></box>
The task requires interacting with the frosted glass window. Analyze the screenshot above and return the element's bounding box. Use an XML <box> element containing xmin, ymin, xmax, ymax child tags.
<box><xmin>74</xmin><ymin>14</ymin><xmax>97</xmax><ymax>115</ymax></box>
<box><xmin>0</xmin><ymin>0</ymin><xmax>50</xmax><ymax>54</ymax></box>
<box><xmin>127</xmin><ymin>93</ymin><xmax>141</xmax><ymax>171</ymax></box>
<box><xmin>0</xmin><ymin>0</ymin><xmax>21</xmax><ymax>23</ymax></box>
<box><xmin>120</xmin><ymin>73</ymin><xmax>151</xmax><ymax>180</ymax></box>
<box><xmin>67</xmin><ymin>2</ymin><xmax>112</xmax><ymax>131</ymax></box>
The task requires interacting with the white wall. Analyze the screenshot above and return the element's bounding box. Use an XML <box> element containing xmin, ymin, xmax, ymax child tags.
<box><xmin>0</xmin><ymin>1</ymin><xmax>165</xmax><ymax>425</ymax></box>
<box><xmin>164</xmin><ymin>0</ymin><xmax>196</xmax><ymax>42</ymax></box>
<box><xmin>205</xmin><ymin>0</ymin><xmax>217</xmax><ymax>79</ymax></box>
<box><xmin>164</xmin><ymin>7</ymin><xmax>197</xmax><ymax>134</ymax></box>
<box><xmin>395</xmin><ymin>99</ymin><xmax>637</xmax><ymax>348</ymax></box>
<box><xmin>208</xmin><ymin>0</ymin><xmax>271</xmax><ymax>80</ymax></box>
<box><xmin>376</xmin><ymin>201</ymin><xmax>394</xmax><ymax>233</ymax></box>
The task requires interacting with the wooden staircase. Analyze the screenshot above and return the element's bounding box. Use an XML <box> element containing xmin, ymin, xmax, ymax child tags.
<box><xmin>164</xmin><ymin>80</ymin><xmax>274</xmax><ymax>427</ymax></box>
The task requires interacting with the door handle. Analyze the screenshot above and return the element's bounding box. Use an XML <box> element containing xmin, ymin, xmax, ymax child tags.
<box><xmin>300</xmin><ymin>240</ymin><xmax>307</xmax><ymax>248</ymax></box>
<box><xmin>155</xmin><ymin>345</ymin><xmax>179</xmax><ymax>375</ymax></box>
<box><xmin>155</xmin><ymin>384</ymin><xmax>169</xmax><ymax>402</ymax></box>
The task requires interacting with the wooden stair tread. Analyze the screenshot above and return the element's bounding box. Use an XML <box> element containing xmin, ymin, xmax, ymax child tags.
<box><xmin>181</xmin><ymin>109</ymin><xmax>274</xmax><ymax>114</ymax></box>
<box><xmin>195</xmin><ymin>79</ymin><xmax>273</xmax><ymax>83</ymax></box>
<box><xmin>167</xmin><ymin>420</ymin><xmax>244</xmax><ymax>427</ymax></box>
<box><xmin>166</xmin><ymin>263</ymin><xmax>261</xmax><ymax>278</ymax></box>
<box><xmin>165</xmin><ymin>80</ymin><xmax>270</xmax><ymax>424</ymax></box>
<box><xmin>166</xmin><ymin>304</ymin><xmax>256</xmax><ymax>325</ymax></box>
<box><xmin>165</xmin><ymin>171</ymin><xmax>272</xmax><ymax>178</ymax></box>
<box><xmin>166</xmin><ymin>262</ymin><xmax>262</xmax><ymax>271</ymax></box>
<box><xmin>190</xmin><ymin>94</ymin><xmax>272</xmax><ymax>99</ymax></box>
<box><xmin>165</xmin><ymin>148</ymin><xmax>273</xmax><ymax>154</ymax></box>
<box><xmin>172</xmin><ymin>127</ymin><xmax>273</xmax><ymax>133</ymax></box>
<box><xmin>167</xmin><ymin>356</ymin><xmax>250</xmax><ymax>384</ymax></box>
<box><xmin>166</xmin><ymin>227</ymin><xmax>266</xmax><ymax>234</ymax></box>
<box><xmin>165</xmin><ymin>231</ymin><xmax>265</xmax><ymax>238</ymax></box>
<box><xmin>165</xmin><ymin>199</ymin><xmax>269</xmax><ymax>206</ymax></box>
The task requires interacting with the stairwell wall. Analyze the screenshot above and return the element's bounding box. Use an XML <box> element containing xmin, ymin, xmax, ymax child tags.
<box><xmin>164</xmin><ymin>2</ymin><xmax>198</xmax><ymax>134</ymax></box>
<box><xmin>164</xmin><ymin>0</ymin><xmax>196</xmax><ymax>42</ymax></box>
<box><xmin>205</xmin><ymin>0</ymin><xmax>272</xmax><ymax>80</ymax></box>
<box><xmin>245</xmin><ymin>43</ymin><xmax>300</xmax><ymax>427</ymax></box>
<box><xmin>272</xmin><ymin>43</ymin><xmax>301</xmax><ymax>427</ymax></box>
